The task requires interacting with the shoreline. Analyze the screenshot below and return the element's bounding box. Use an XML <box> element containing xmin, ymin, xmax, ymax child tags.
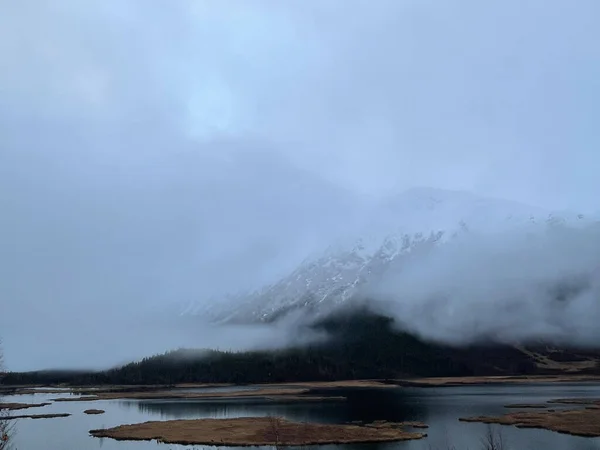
<box><xmin>4</xmin><ymin>375</ymin><xmax>600</xmax><ymax>403</ymax></box>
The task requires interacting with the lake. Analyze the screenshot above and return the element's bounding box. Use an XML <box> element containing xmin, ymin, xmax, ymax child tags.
<box><xmin>3</xmin><ymin>383</ymin><xmax>600</xmax><ymax>450</ymax></box>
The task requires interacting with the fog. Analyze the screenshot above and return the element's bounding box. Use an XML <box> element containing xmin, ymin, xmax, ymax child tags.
<box><xmin>1</xmin><ymin>0</ymin><xmax>600</xmax><ymax>371</ymax></box>
<box><xmin>369</xmin><ymin>222</ymin><xmax>600</xmax><ymax>346</ymax></box>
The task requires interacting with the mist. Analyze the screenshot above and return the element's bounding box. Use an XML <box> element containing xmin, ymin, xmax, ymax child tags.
<box><xmin>368</xmin><ymin>222</ymin><xmax>600</xmax><ymax>346</ymax></box>
<box><xmin>1</xmin><ymin>1</ymin><xmax>600</xmax><ymax>371</ymax></box>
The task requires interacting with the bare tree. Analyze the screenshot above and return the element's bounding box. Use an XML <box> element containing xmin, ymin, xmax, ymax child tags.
<box><xmin>426</xmin><ymin>425</ymin><xmax>508</xmax><ymax>450</ymax></box>
<box><xmin>0</xmin><ymin>339</ymin><xmax>14</xmax><ymax>450</ymax></box>
<box><xmin>0</xmin><ymin>421</ymin><xmax>11</xmax><ymax>450</ymax></box>
<box><xmin>480</xmin><ymin>424</ymin><xmax>508</xmax><ymax>450</ymax></box>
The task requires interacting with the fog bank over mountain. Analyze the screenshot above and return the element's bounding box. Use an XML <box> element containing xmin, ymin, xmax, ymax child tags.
<box><xmin>190</xmin><ymin>188</ymin><xmax>597</xmax><ymax>338</ymax></box>
<box><xmin>370</xmin><ymin>221</ymin><xmax>600</xmax><ymax>346</ymax></box>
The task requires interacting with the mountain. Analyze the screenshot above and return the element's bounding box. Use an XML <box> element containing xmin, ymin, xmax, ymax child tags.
<box><xmin>182</xmin><ymin>187</ymin><xmax>591</xmax><ymax>324</ymax></box>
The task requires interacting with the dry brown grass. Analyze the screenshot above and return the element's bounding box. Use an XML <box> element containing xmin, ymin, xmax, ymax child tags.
<box><xmin>9</xmin><ymin>388</ymin><xmax>76</xmax><ymax>395</ymax></box>
<box><xmin>50</xmin><ymin>381</ymin><xmax>394</xmax><ymax>403</ymax></box>
<box><xmin>84</xmin><ymin>409</ymin><xmax>105</xmax><ymax>415</ymax></box>
<box><xmin>364</xmin><ymin>420</ymin><xmax>429</xmax><ymax>429</ymax></box>
<box><xmin>52</xmin><ymin>387</ymin><xmax>334</xmax><ymax>403</ymax></box>
<box><xmin>52</xmin><ymin>396</ymin><xmax>99</xmax><ymax>402</ymax></box>
<box><xmin>401</xmin><ymin>421</ymin><xmax>430</xmax><ymax>429</ymax></box>
<box><xmin>10</xmin><ymin>380</ymin><xmax>390</xmax><ymax>398</ymax></box>
<box><xmin>0</xmin><ymin>402</ymin><xmax>50</xmax><ymax>411</ymax></box>
<box><xmin>460</xmin><ymin>407</ymin><xmax>600</xmax><ymax>437</ymax></box>
<box><xmin>547</xmin><ymin>398</ymin><xmax>600</xmax><ymax>406</ymax></box>
<box><xmin>7</xmin><ymin>384</ymin><xmax>214</xmax><ymax>397</ymax></box>
<box><xmin>397</xmin><ymin>374</ymin><xmax>600</xmax><ymax>387</ymax></box>
<box><xmin>89</xmin><ymin>416</ymin><xmax>426</xmax><ymax>446</ymax></box>
<box><xmin>262</xmin><ymin>380</ymin><xmax>396</xmax><ymax>388</ymax></box>
<box><xmin>504</xmin><ymin>404</ymin><xmax>548</xmax><ymax>409</ymax></box>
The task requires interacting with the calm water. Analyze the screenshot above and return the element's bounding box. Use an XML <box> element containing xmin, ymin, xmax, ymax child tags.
<box><xmin>3</xmin><ymin>383</ymin><xmax>600</xmax><ymax>450</ymax></box>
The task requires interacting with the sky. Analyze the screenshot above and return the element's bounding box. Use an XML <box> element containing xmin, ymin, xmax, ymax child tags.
<box><xmin>1</xmin><ymin>0</ymin><xmax>600</xmax><ymax>370</ymax></box>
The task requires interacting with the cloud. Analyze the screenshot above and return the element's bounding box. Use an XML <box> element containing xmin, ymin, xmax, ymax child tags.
<box><xmin>1</xmin><ymin>0</ymin><xmax>600</xmax><ymax>369</ymax></box>
<box><xmin>3</xmin><ymin>0</ymin><xmax>600</xmax><ymax>206</ymax></box>
<box><xmin>368</xmin><ymin>222</ymin><xmax>600</xmax><ymax>346</ymax></box>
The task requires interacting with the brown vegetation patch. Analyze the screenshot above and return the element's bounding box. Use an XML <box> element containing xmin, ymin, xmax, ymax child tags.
<box><xmin>459</xmin><ymin>407</ymin><xmax>600</xmax><ymax>437</ymax></box>
<box><xmin>2</xmin><ymin>413</ymin><xmax>71</xmax><ymax>420</ymax></box>
<box><xmin>53</xmin><ymin>388</ymin><xmax>313</xmax><ymax>403</ymax></box>
<box><xmin>402</xmin><ymin>421</ymin><xmax>429</xmax><ymax>429</ymax></box>
<box><xmin>548</xmin><ymin>398</ymin><xmax>600</xmax><ymax>406</ymax></box>
<box><xmin>0</xmin><ymin>402</ymin><xmax>50</xmax><ymax>411</ymax></box>
<box><xmin>364</xmin><ymin>420</ymin><xmax>429</xmax><ymax>429</ymax></box>
<box><xmin>396</xmin><ymin>375</ymin><xmax>600</xmax><ymax>387</ymax></box>
<box><xmin>6</xmin><ymin>384</ymin><xmax>181</xmax><ymax>397</ymax></box>
<box><xmin>89</xmin><ymin>416</ymin><xmax>425</xmax><ymax>446</ymax></box>
<box><xmin>3</xmin><ymin>388</ymin><xmax>62</xmax><ymax>395</ymax></box>
<box><xmin>84</xmin><ymin>409</ymin><xmax>105</xmax><ymax>415</ymax></box>
<box><xmin>48</xmin><ymin>382</ymin><xmax>381</xmax><ymax>402</ymax></box>
<box><xmin>174</xmin><ymin>383</ymin><xmax>232</xmax><ymax>388</ymax></box>
<box><xmin>504</xmin><ymin>404</ymin><xmax>548</xmax><ymax>409</ymax></box>
<box><xmin>53</xmin><ymin>396</ymin><xmax>100</xmax><ymax>402</ymax></box>
<box><xmin>265</xmin><ymin>380</ymin><xmax>396</xmax><ymax>389</ymax></box>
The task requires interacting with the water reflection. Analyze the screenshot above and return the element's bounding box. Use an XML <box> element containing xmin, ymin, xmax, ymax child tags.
<box><xmin>132</xmin><ymin>388</ymin><xmax>427</xmax><ymax>424</ymax></box>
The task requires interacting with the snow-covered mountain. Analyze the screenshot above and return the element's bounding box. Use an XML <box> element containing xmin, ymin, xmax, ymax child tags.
<box><xmin>181</xmin><ymin>187</ymin><xmax>592</xmax><ymax>323</ymax></box>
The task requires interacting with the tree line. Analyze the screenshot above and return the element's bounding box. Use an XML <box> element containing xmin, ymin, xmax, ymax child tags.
<box><xmin>2</xmin><ymin>310</ymin><xmax>545</xmax><ymax>385</ymax></box>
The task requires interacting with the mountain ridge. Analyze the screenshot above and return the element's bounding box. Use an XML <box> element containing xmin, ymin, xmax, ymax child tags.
<box><xmin>181</xmin><ymin>187</ymin><xmax>592</xmax><ymax>324</ymax></box>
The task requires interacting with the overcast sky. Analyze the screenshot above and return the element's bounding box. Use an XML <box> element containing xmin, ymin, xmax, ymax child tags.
<box><xmin>1</xmin><ymin>0</ymin><xmax>600</xmax><ymax>370</ymax></box>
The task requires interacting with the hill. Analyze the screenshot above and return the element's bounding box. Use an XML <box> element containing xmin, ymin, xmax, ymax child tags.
<box><xmin>4</xmin><ymin>308</ymin><xmax>599</xmax><ymax>386</ymax></box>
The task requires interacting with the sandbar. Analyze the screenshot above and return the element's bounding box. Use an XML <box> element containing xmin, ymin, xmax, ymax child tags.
<box><xmin>459</xmin><ymin>408</ymin><xmax>600</xmax><ymax>437</ymax></box>
<box><xmin>0</xmin><ymin>402</ymin><xmax>50</xmax><ymax>411</ymax></box>
<box><xmin>1</xmin><ymin>413</ymin><xmax>70</xmax><ymax>420</ymax></box>
<box><xmin>90</xmin><ymin>416</ymin><xmax>426</xmax><ymax>446</ymax></box>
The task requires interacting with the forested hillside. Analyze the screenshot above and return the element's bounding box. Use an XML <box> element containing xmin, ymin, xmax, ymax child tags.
<box><xmin>4</xmin><ymin>309</ymin><xmax>599</xmax><ymax>386</ymax></box>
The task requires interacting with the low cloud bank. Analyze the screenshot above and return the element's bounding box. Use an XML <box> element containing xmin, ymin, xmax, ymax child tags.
<box><xmin>4</xmin><ymin>310</ymin><xmax>326</xmax><ymax>372</ymax></box>
<box><xmin>366</xmin><ymin>222</ymin><xmax>600</xmax><ymax>346</ymax></box>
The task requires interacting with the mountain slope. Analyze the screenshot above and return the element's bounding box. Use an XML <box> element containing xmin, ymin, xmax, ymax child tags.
<box><xmin>187</xmin><ymin>188</ymin><xmax>590</xmax><ymax>324</ymax></box>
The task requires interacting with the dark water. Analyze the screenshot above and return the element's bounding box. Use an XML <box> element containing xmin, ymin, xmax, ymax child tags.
<box><xmin>3</xmin><ymin>383</ymin><xmax>600</xmax><ymax>450</ymax></box>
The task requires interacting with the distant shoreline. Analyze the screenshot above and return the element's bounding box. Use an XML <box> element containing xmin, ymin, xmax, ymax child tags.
<box><xmin>3</xmin><ymin>375</ymin><xmax>600</xmax><ymax>399</ymax></box>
